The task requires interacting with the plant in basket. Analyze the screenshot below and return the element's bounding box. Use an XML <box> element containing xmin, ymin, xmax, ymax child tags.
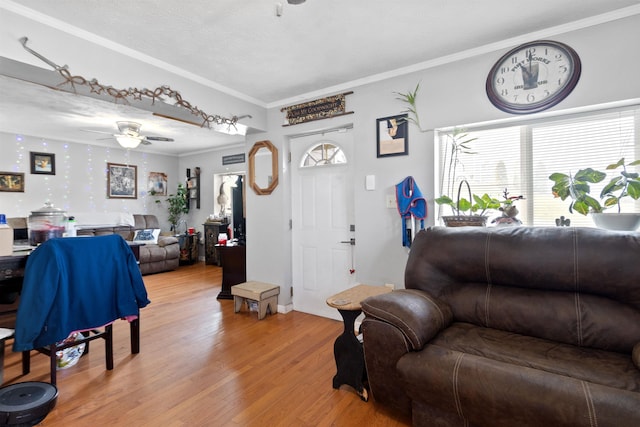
<box><xmin>434</xmin><ymin>129</ymin><xmax>500</xmax><ymax>226</ymax></box>
<box><xmin>435</xmin><ymin>180</ymin><xmax>501</xmax><ymax>227</ymax></box>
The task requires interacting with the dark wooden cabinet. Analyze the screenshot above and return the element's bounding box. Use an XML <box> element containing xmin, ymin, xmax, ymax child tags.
<box><xmin>178</xmin><ymin>233</ymin><xmax>200</xmax><ymax>265</ymax></box>
<box><xmin>217</xmin><ymin>245</ymin><xmax>245</xmax><ymax>300</ymax></box>
<box><xmin>203</xmin><ymin>221</ymin><xmax>228</xmax><ymax>265</ymax></box>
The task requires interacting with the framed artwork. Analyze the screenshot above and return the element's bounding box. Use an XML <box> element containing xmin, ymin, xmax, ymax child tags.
<box><xmin>148</xmin><ymin>172</ymin><xmax>168</xmax><ymax>196</ymax></box>
<box><xmin>376</xmin><ymin>114</ymin><xmax>409</xmax><ymax>158</ymax></box>
<box><xmin>0</xmin><ymin>172</ymin><xmax>25</xmax><ymax>192</ymax></box>
<box><xmin>30</xmin><ymin>152</ymin><xmax>56</xmax><ymax>175</ymax></box>
<box><xmin>107</xmin><ymin>162</ymin><xmax>137</xmax><ymax>199</ymax></box>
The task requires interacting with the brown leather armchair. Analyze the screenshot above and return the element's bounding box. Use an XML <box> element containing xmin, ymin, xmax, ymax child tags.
<box><xmin>361</xmin><ymin>226</ymin><xmax>640</xmax><ymax>427</ymax></box>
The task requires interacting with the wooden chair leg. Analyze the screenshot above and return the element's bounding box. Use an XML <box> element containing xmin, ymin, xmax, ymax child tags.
<box><xmin>22</xmin><ymin>350</ymin><xmax>30</xmax><ymax>375</ymax></box>
<box><xmin>49</xmin><ymin>349</ymin><xmax>57</xmax><ymax>386</ymax></box>
<box><xmin>105</xmin><ymin>325</ymin><xmax>114</xmax><ymax>370</ymax></box>
<box><xmin>130</xmin><ymin>319</ymin><xmax>140</xmax><ymax>354</ymax></box>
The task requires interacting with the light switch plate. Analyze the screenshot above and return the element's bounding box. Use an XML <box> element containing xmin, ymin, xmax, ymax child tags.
<box><xmin>365</xmin><ymin>175</ymin><xmax>376</xmax><ymax>191</ymax></box>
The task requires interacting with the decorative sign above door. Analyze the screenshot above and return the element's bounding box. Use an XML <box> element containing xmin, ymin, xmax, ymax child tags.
<box><xmin>281</xmin><ymin>91</ymin><xmax>354</xmax><ymax>126</ymax></box>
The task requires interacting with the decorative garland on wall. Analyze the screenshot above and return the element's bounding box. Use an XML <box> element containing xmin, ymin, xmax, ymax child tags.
<box><xmin>56</xmin><ymin>68</ymin><xmax>239</xmax><ymax>129</ymax></box>
<box><xmin>20</xmin><ymin>36</ymin><xmax>240</xmax><ymax>130</ymax></box>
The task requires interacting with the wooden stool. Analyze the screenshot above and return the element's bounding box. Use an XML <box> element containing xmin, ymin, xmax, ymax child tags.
<box><xmin>231</xmin><ymin>281</ymin><xmax>280</xmax><ymax>320</ymax></box>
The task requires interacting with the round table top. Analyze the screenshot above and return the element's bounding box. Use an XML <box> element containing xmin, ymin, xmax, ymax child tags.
<box><xmin>326</xmin><ymin>284</ymin><xmax>392</xmax><ymax>311</ymax></box>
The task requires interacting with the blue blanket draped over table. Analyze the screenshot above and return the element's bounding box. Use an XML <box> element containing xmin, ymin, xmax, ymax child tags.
<box><xmin>395</xmin><ymin>176</ymin><xmax>427</xmax><ymax>247</ymax></box>
<box><xmin>13</xmin><ymin>234</ymin><xmax>150</xmax><ymax>351</ymax></box>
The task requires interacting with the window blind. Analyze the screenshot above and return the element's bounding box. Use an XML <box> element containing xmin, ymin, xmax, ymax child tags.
<box><xmin>437</xmin><ymin>107</ymin><xmax>639</xmax><ymax>227</ymax></box>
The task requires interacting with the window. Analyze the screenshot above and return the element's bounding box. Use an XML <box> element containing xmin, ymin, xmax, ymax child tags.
<box><xmin>436</xmin><ymin>107</ymin><xmax>640</xmax><ymax>226</ymax></box>
<box><xmin>301</xmin><ymin>142</ymin><xmax>347</xmax><ymax>167</ymax></box>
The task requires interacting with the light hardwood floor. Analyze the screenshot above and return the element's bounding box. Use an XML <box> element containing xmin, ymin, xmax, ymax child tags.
<box><xmin>2</xmin><ymin>262</ymin><xmax>411</xmax><ymax>426</ymax></box>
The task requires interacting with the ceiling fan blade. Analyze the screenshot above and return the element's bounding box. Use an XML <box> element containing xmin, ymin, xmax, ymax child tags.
<box><xmin>80</xmin><ymin>129</ymin><xmax>113</xmax><ymax>135</ymax></box>
<box><xmin>145</xmin><ymin>136</ymin><xmax>174</xmax><ymax>142</ymax></box>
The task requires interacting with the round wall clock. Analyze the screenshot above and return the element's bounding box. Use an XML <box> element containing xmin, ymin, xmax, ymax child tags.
<box><xmin>486</xmin><ymin>40</ymin><xmax>581</xmax><ymax>114</ymax></box>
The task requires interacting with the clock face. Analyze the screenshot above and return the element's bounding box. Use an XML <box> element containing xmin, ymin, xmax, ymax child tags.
<box><xmin>486</xmin><ymin>40</ymin><xmax>581</xmax><ymax>114</ymax></box>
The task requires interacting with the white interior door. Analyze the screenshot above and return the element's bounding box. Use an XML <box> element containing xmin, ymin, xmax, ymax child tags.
<box><xmin>291</xmin><ymin>130</ymin><xmax>355</xmax><ymax>320</ymax></box>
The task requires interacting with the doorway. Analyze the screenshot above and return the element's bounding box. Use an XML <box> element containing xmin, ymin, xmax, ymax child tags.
<box><xmin>214</xmin><ymin>173</ymin><xmax>245</xmax><ymax>241</ymax></box>
<box><xmin>290</xmin><ymin>128</ymin><xmax>356</xmax><ymax>320</ymax></box>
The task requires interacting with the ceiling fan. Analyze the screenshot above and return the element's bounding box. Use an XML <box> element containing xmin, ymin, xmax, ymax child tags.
<box><xmin>82</xmin><ymin>121</ymin><xmax>174</xmax><ymax>149</ymax></box>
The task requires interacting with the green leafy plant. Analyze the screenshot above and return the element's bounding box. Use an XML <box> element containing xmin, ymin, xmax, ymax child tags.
<box><xmin>600</xmin><ymin>158</ymin><xmax>640</xmax><ymax>212</ymax></box>
<box><xmin>435</xmin><ymin>192</ymin><xmax>502</xmax><ymax>216</ymax></box>
<box><xmin>549</xmin><ymin>158</ymin><xmax>640</xmax><ymax>215</ymax></box>
<box><xmin>394</xmin><ymin>83</ymin><xmax>423</xmax><ymax>131</ymax></box>
<box><xmin>438</xmin><ymin>128</ymin><xmax>477</xmax><ymax>203</ymax></box>
<box><xmin>155</xmin><ymin>183</ymin><xmax>189</xmax><ymax>230</ymax></box>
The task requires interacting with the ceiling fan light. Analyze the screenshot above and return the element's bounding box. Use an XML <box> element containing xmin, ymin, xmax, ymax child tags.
<box><xmin>116</xmin><ymin>135</ymin><xmax>142</xmax><ymax>149</ymax></box>
<box><xmin>116</xmin><ymin>121</ymin><xmax>141</xmax><ymax>134</ymax></box>
<box><xmin>287</xmin><ymin>0</ymin><xmax>306</xmax><ymax>4</ymax></box>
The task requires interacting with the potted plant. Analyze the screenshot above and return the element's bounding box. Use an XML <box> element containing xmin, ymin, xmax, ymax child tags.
<box><xmin>156</xmin><ymin>183</ymin><xmax>189</xmax><ymax>232</ymax></box>
<box><xmin>435</xmin><ymin>180</ymin><xmax>502</xmax><ymax>227</ymax></box>
<box><xmin>549</xmin><ymin>158</ymin><xmax>640</xmax><ymax>230</ymax></box>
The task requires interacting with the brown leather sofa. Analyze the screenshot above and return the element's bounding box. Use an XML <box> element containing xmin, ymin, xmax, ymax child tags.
<box><xmin>361</xmin><ymin>226</ymin><xmax>640</xmax><ymax>427</ymax></box>
<box><xmin>77</xmin><ymin>214</ymin><xmax>179</xmax><ymax>275</ymax></box>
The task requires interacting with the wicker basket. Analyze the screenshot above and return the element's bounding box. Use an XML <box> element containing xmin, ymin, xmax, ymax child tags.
<box><xmin>441</xmin><ymin>215</ymin><xmax>487</xmax><ymax>227</ymax></box>
<box><xmin>441</xmin><ymin>180</ymin><xmax>487</xmax><ymax>227</ymax></box>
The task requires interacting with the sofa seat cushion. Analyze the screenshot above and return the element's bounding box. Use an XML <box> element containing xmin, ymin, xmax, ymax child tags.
<box><xmin>397</xmin><ymin>325</ymin><xmax>640</xmax><ymax>427</ymax></box>
<box><xmin>139</xmin><ymin>244</ymin><xmax>178</xmax><ymax>263</ymax></box>
<box><xmin>399</xmin><ymin>322</ymin><xmax>640</xmax><ymax>394</ymax></box>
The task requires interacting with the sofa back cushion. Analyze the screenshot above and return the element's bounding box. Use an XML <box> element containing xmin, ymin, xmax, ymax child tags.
<box><xmin>405</xmin><ymin>227</ymin><xmax>640</xmax><ymax>352</ymax></box>
<box><xmin>133</xmin><ymin>214</ymin><xmax>160</xmax><ymax>231</ymax></box>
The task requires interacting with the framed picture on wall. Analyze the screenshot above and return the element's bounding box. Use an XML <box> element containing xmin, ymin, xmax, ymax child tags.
<box><xmin>0</xmin><ymin>172</ymin><xmax>25</xmax><ymax>192</ymax></box>
<box><xmin>376</xmin><ymin>114</ymin><xmax>409</xmax><ymax>158</ymax></box>
<box><xmin>148</xmin><ymin>172</ymin><xmax>168</xmax><ymax>196</ymax></box>
<box><xmin>107</xmin><ymin>162</ymin><xmax>137</xmax><ymax>199</ymax></box>
<box><xmin>30</xmin><ymin>151</ymin><xmax>56</xmax><ymax>175</ymax></box>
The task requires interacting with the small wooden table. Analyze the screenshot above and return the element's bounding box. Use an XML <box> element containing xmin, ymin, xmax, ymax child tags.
<box><xmin>326</xmin><ymin>284</ymin><xmax>392</xmax><ymax>402</ymax></box>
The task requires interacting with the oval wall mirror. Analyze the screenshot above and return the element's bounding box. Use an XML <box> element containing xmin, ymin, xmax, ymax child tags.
<box><xmin>248</xmin><ymin>140</ymin><xmax>278</xmax><ymax>195</ymax></box>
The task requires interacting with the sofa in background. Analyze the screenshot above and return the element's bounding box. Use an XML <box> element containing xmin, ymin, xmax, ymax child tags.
<box><xmin>361</xmin><ymin>226</ymin><xmax>640</xmax><ymax>427</ymax></box>
<box><xmin>77</xmin><ymin>214</ymin><xmax>179</xmax><ymax>275</ymax></box>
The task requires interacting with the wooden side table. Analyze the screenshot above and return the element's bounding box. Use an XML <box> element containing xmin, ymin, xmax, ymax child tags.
<box><xmin>178</xmin><ymin>233</ymin><xmax>200</xmax><ymax>265</ymax></box>
<box><xmin>326</xmin><ymin>284</ymin><xmax>392</xmax><ymax>402</ymax></box>
<box><xmin>217</xmin><ymin>245</ymin><xmax>246</xmax><ymax>300</ymax></box>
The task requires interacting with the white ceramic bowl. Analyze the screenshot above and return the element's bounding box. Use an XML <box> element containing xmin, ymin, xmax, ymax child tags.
<box><xmin>591</xmin><ymin>213</ymin><xmax>640</xmax><ymax>231</ymax></box>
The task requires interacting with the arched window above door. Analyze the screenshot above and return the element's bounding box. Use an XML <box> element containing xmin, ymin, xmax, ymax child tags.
<box><xmin>301</xmin><ymin>142</ymin><xmax>347</xmax><ymax>167</ymax></box>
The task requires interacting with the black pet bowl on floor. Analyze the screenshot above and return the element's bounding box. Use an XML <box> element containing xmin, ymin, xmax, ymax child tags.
<box><xmin>0</xmin><ymin>382</ymin><xmax>58</xmax><ymax>426</ymax></box>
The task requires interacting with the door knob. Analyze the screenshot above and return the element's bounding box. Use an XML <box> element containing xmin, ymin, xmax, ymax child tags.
<box><xmin>340</xmin><ymin>238</ymin><xmax>356</xmax><ymax>246</ymax></box>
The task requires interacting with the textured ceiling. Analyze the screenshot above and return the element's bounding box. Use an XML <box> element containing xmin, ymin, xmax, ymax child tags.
<box><xmin>1</xmin><ymin>0</ymin><xmax>640</xmax><ymax>155</ymax></box>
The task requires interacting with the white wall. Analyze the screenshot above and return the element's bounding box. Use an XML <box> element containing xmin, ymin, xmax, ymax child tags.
<box><xmin>0</xmin><ymin>131</ymin><xmax>178</xmax><ymax>227</ymax></box>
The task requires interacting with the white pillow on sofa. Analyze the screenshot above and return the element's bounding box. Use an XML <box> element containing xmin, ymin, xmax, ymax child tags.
<box><xmin>132</xmin><ymin>228</ymin><xmax>161</xmax><ymax>244</ymax></box>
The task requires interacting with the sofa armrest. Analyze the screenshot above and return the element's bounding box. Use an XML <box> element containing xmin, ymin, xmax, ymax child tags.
<box><xmin>157</xmin><ymin>236</ymin><xmax>179</xmax><ymax>247</ymax></box>
<box><xmin>633</xmin><ymin>342</ymin><xmax>640</xmax><ymax>370</ymax></box>
<box><xmin>362</xmin><ymin>289</ymin><xmax>452</xmax><ymax>351</ymax></box>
